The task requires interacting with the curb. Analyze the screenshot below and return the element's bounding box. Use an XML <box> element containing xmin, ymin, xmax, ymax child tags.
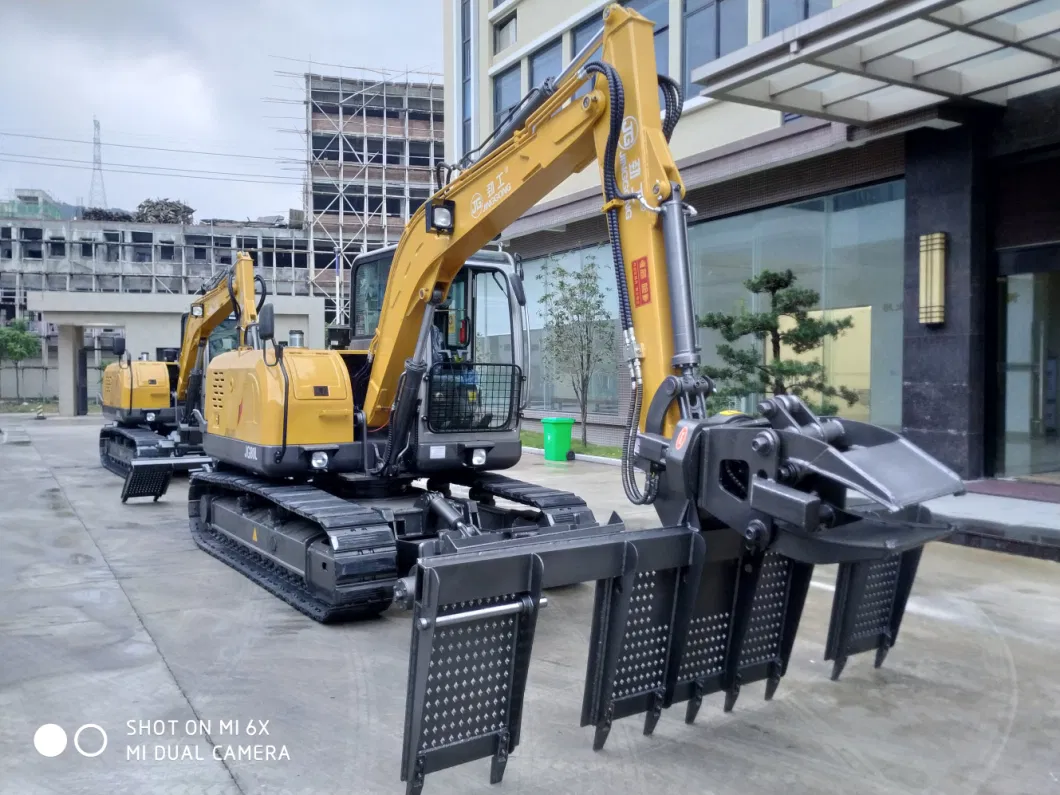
<box><xmin>522</xmin><ymin>446</ymin><xmax>621</xmax><ymax>467</ymax></box>
<box><xmin>937</xmin><ymin>517</ymin><xmax>1060</xmax><ymax>562</ymax></box>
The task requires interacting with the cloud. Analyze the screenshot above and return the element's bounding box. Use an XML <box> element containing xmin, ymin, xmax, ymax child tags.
<box><xmin>0</xmin><ymin>0</ymin><xmax>442</xmax><ymax>219</ymax></box>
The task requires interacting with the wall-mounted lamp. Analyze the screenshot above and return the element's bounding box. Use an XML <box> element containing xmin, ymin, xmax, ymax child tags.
<box><xmin>918</xmin><ymin>232</ymin><xmax>946</xmax><ymax>326</ymax></box>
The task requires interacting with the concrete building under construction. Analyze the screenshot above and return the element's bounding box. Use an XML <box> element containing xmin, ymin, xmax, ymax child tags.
<box><xmin>303</xmin><ymin>70</ymin><xmax>444</xmax><ymax>326</ymax></box>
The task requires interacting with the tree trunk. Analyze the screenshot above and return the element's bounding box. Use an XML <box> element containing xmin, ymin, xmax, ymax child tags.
<box><xmin>14</xmin><ymin>364</ymin><xmax>20</xmax><ymax>401</ymax></box>
<box><xmin>580</xmin><ymin>373</ymin><xmax>591</xmax><ymax>447</ymax></box>
<box><xmin>770</xmin><ymin>329</ymin><xmax>785</xmax><ymax>396</ymax></box>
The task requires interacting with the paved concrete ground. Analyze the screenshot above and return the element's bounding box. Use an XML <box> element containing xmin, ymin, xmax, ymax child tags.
<box><xmin>2</xmin><ymin>416</ymin><xmax>1059</xmax><ymax>795</ymax></box>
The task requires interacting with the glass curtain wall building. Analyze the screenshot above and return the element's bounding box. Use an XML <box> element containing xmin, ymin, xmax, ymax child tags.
<box><xmin>488</xmin><ymin>180</ymin><xmax>905</xmax><ymax>429</ymax></box>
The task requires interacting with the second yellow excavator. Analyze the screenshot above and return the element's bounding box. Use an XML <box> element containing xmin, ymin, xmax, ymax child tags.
<box><xmin>99</xmin><ymin>260</ymin><xmax>262</xmax><ymax>501</ymax></box>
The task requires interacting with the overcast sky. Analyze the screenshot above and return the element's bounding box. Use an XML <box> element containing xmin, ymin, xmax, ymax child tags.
<box><xmin>0</xmin><ymin>0</ymin><xmax>443</xmax><ymax>220</ymax></box>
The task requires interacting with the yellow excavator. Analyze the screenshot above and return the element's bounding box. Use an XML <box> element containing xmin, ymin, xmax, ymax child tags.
<box><xmin>133</xmin><ymin>5</ymin><xmax>966</xmax><ymax>791</ymax></box>
<box><xmin>98</xmin><ymin>259</ymin><xmax>261</xmax><ymax>501</ymax></box>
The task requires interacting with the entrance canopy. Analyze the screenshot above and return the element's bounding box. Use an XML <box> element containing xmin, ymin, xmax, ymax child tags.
<box><xmin>691</xmin><ymin>0</ymin><xmax>1060</xmax><ymax>125</ymax></box>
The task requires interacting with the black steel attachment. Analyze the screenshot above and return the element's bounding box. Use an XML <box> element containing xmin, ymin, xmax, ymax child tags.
<box><xmin>101</xmin><ymin>424</ymin><xmax>211</xmax><ymax>502</ymax></box>
<box><xmin>121</xmin><ymin>459</ymin><xmax>174</xmax><ymax>503</ymax></box>
<box><xmin>399</xmin><ymin>394</ymin><xmax>966</xmax><ymax>793</ymax></box>
<box><xmin>119</xmin><ymin>455</ymin><xmax>212</xmax><ymax>502</ymax></box>
<box><xmin>401</xmin><ymin>550</ymin><xmax>547</xmax><ymax>795</ymax></box>
<box><xmin>824</xmin><ymin>536</ymin><xmax>926</xmax><ymax>681</ymax></box>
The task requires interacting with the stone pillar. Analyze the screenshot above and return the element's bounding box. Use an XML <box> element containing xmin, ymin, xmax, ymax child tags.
<box><xmin>57</xmin><ymin>324</ymin><xmax>83</xmax><ymax>417</ymax></box>
<box><xmin>902</xmin><ymin>125</ymin><xmax>989</xmax><ymax>479</ymax></box>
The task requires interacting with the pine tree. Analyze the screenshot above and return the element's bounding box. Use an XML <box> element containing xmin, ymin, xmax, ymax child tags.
<box><xmin>698</xmin><ymin>269</ymin><xmax>859</xmax><ymax>416</ymax></box>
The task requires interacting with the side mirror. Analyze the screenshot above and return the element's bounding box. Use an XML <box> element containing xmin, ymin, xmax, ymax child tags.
<box><xmin>112</xmin><ymin>337</ymin><xmax>126</xmax><ymax>357</ymax></box>
<box><xmin>259</xmin><ymin>303</ymin><xmax>275</xmax><ymax>342</ymax></box>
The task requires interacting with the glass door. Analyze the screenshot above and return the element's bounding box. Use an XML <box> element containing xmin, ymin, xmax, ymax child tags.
<box><xmin>998</xmin><ymin>269</ymin><xmax>1060</xmax><ymax>479</ymax></box>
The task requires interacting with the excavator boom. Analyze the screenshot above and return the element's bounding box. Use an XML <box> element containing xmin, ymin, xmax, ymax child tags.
<box><xmin>362</xmin><ymin>9</ymin><xmax>682</xmax><ymax>434</ymax></box>
<box><xmin>175</xmin><ymin>251</ymin><xmax>261</xmax><ymax>402</ymax></box>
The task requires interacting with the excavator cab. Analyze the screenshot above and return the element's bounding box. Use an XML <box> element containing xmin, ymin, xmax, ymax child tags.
<box><xmin>349</xmin><ymin>245</ymin><xmax>530</xmax><ymax>473</ymax></box>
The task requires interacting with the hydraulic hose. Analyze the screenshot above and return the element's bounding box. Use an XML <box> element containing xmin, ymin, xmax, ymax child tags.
<box><xmin>582</xmin><ymin>61</ymin><xmax>659</xmax><ymax>505</ymax></box>
<box><xmin>226</xmin><ymin>271</ymin><xmax>268</xmax><ymax>346</ymax></box>
<box><xmin>658</xmin><ymin>74</ymin><xmax>683</xmax><ymax>142</ymax></box>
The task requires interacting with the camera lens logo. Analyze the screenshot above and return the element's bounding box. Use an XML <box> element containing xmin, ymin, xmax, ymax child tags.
<box><xmin>34</xmin><ymin>724</ymin><xmax>108</xmax><ymax>757</ymax></box>
<box><xmin>33</xmin><ymin>725</ymin><xmax>67</xmax><ymax>757</ymax></box>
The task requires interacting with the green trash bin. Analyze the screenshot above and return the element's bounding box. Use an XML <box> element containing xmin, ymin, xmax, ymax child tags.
<box><xmin>541</xmin><ymin>417</ymin><xmax>576</xmax><ymax>461</ymax></box>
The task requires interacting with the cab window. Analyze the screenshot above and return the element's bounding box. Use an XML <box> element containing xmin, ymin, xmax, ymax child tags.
<box><xmin>353</xmin><ymin>254</ymin><xmax>394</xmax><ymax>337</ymax></box>
<box><xmin>207</xmin><ymin>318</ymin><xmax>239</xmax><ymax>359</ymax></box>
<box><xmin>438</xmin><ymin>270</ymin><xmax>470</xmax><ymax>350</ymax></box>
<box><xmin>472</xmin><ymin>268</ymin><xmax>513</xmax><ymax>364</ymax></box>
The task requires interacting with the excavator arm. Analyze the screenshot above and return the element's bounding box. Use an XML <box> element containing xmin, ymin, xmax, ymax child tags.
<box><xmin>174</xmin><ymin>250</ymin><xmax>262</xmax><ymax>402</ymax></box>
<box><xmin>363</xmin><ymin>5</ymin><xmax>684</xmax><ymax>438</ymax></box>
<box><xmin>388</xmin><ymin>6</ymin><xmax>966</xmax><ymax>793</ymax></box>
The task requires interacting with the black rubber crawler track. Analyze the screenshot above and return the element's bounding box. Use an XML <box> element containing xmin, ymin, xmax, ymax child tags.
<box><xmin>189</xmin><ymin>469</ymin><xmax>398</xmax><ymax>624</ymax></box>
<box><xmin>448</xmin><ymin>471</ymin><xmax>597</xmax><ymax>526</ymax></box>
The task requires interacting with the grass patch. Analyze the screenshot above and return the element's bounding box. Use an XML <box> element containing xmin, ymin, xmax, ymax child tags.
<box><xmin>520</xmin><ymin>429</ymin><xmax>622</xmax><ymax>459</ymax></box>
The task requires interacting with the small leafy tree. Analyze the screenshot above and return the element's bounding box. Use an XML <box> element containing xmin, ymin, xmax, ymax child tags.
<box><xmin>537</xmin><ymin>255</ymin><xmax>617</xmax><ymax>446</ymax></box>
<box><xmin>0</xmin><ymin>319</ymin><xmax>41</xmax><ymax>401</ymax></box>
<box><xmin>698</xmin><ymin>269</ymin><xmax>859</xmax><ymax>416</ymax></box>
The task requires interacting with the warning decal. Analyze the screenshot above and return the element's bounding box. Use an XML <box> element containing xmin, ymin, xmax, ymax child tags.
<box><xmin>632</xmin><ymin>257</ymin><xmax>651</xmax><ymax>307</ymax></box>
<box><xmin>675</xmin><ymin>426</ymin><xmax>689</xmax><ymax>451</ymax></box>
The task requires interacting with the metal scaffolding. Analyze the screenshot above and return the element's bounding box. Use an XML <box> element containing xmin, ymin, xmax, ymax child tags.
<box><xmin>276</xmin><ymin>66</ymin><xmax>444</xmax><ymax>327</ymax></box>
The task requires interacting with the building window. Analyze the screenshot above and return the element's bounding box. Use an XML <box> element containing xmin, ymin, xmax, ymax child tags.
<box><xmin>529</xmin><ymin>38</ymin><xmax>562</xmax><ymax>89</ymax></box>
<box><xmin>461</xmin><ymin>0</ymin><xmax>473</xmax><ymax>156</ymax></box>
<box><xmin>766</xmin><ymin>0</ymin><xmax>832</xmax><ymax>36</ymax></box>
<box><xmin>494</xmin><ymin>13</ymin><xmax>517</xmax><ymax>54</ymax></box>
<box><xmin>408</xmin><ymin>188</ymin><xmax>431</xmax><ymax>217</ymax></box>
<box><xmin>682</xmin><ymin>0</ymin><xmax>747</xmax><ymax>96</ymax></box>
<box><xmin>493</xmin><ymin>62</ymin><xmax>522</xmax><ymax>128</ymax></box>
<box><xmin>409</xmin><ymin>140</ymin><xmax>433</xmax><ymax>167</ymax></box>
<box><xmin>688</xmin><ymin>179</ymin><xmax>906</xmax><ymax>429</ymax></box>
<box><xmin>571</xmin><ymin>14</ymin><xmax>604</xmax><ymax>98</ymax></box>
<box><xmin>521</xmin><ymin>245</ymin><xmax>621</xmax><ymax>415</ymax></box>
